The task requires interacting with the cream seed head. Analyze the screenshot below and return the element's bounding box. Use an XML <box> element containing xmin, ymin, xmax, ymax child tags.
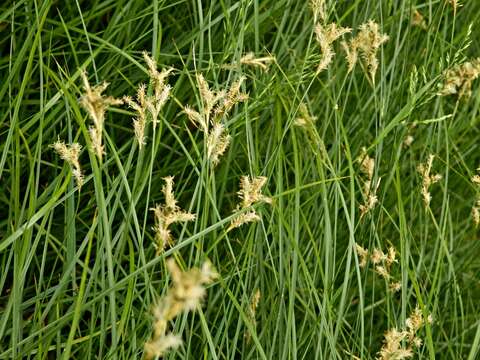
<box><xmin>342</xmin><ymin>20</ymin><xmax>389</xmax><ymax>82</ymax></box>
<box><xmin>439</xmin><ymin>58</ymin><xmax>480</xmax><ymax>99</ymax></box>
<box><xmin>309</xmin><ymin>0</ymin><xmax>326</xmax><ymax>23</ymax></box>
<box><xmin>144</xmin><ymin>259</ymin><xmax>217</xmax><ymax>359</ymax></box>
<box><xmin>80</xmin><ymin>71</ymin><xmax>123</xmax><ymax>159</ymax></box>
<box><xmin>207</xmin><ymin>123</ymin><xmax>231</xmax><ymax>166</ymax></box>
<box><xmin>417</xmin><ymin>154</ymin><xmax>442</xmax><ymax>208</ymax></box>
<box><xmin>240</xmin><ymin>52</ymin><xmax>275</xmax><ymax>72</ymax></box>
<box><xmin>51</xmin><ymin>140</ymin><xmax>84</xmax><ymax>187</ymax></box>
<box><xmin>314</xmin><ymin>23</ymin><xmax>351</xmax><ymax>73</ymax></box>
<box><xmin>150</xmin><ymin>177</ymin><xmax>195</xmax><ymax>253</ymax></box>
<box><xmin>355</xmin><ymin>243</ymin><xmax>369</xmax><ymax>268</ymax></box>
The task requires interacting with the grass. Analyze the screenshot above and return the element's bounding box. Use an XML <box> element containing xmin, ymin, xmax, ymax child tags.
<box><xmin>1</xmin><ymin>0</ymin><xmax>480</xmax><ymax>358</ymax></box>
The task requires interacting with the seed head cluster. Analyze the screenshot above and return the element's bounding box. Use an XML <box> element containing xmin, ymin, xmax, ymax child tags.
<box><xmin>417</xmin><ymin>154</ymin><xmax>442</xmax><ymax>208</ymax></box>
<box><xmin>314</xmin><ymin>22</ymin><xmax>351</xmax><ymax>73</ymax></box>
<box><xmin>239</xmin><ymin>52</ymin><xmax>275</xmax><ymax>72</ymax></box>
<box><xmin>80</xmin><ymin>72</ymin><xmax>123</xmax><ymax>159</ymax></box>
<box><xmin>144</xmin><ymin>259</ymin><xmax>218</xmax><ymax>359</ymax></box>
<box><xmin>150</xmin><ymin>176</ymin><xmax>196</xmax><ymax>254</ymax></box>
<box><xmin>378</xmin><ymin>306</ymin><xmax>433</xmax><ymax>360</ymax></box>
<box><xmin>124</xmin><ymin>52</ymin><xmax>173</xmax><ymax>148</ymax></box>
<box><xmin>228</xmin><ymin>176</ymin><xmax>272</xmax><ymax>231</ymax></box>
<box><xmin>438</xmin><ymin>58</ymin><xmax>480</xmax><ymax>99</ymax></box>
<box><xmin>185</xmin><ymin>74</ymin><xmax>248</xmax><ymax>165</ymax></box>
<box><xmin>51</xmin><ymin>140</ymin><xmax>84</xmax><ymax>187</ymax></box>
<box><xmin>471</xmin><ymin>169</ymin><xmax>480</xmax><ymax>226</ymax></box>
<box><xmin>341</xmin><ymin>20</ymin><xmax>389</xmax><ymax>82</ymax></box>
<box><xmin>358</xmin><ymin>147</ymin><xmax>380</xmax><ymax>218</ymax></box>
<box><xmin>355</xmin><ymin>243</ymin><xmax>401</xmax><ymax>292</ymax></box>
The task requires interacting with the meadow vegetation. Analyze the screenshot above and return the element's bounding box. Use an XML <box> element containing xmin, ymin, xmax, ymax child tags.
<box><xmin>1</xmin><ymin>0</ymin><xmax>480</xmax><ymax>358</ymax></box>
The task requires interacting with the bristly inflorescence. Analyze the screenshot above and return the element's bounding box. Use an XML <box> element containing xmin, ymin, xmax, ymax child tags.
<box><xmin>377</xmin><ymin>305</ymin><xmax>433</xmax><ymax>360</ymax></box>
<box><xmin>341</xmin><ymin>20</ymin><xmax>389</xmax><ymax>82</ymax></box>
<box><xmin>438</xmin><ymin>58</ymin><xmax>480</xmax><ymax>99</ymax></box>
<box><xmin>358</xmin><ymin>147</ymin><xmax>380</xmax><ymax>218</ymax></box>
<box><xmin>184</xmin><ymin>74</ymin><xmax>248</xmax><ymax>166</ymax></box>
<box><xmin>471</xmin><ymin>169</ymin><xmax>480</xmax><ymax>226</ymax></box>
<box><xmin>124</xmin><ymin>52</ymin><xmax>173</xmax><ymax>149</ymax></box>
<box><xmin>228</xmin><ymin>176</ymin><xmax>272</xmax><ymax>231</ymax></box>
<box><xmin>417</xmin><ymin>154</ymin><xmax>442</xmax><ymax>208</ymax></box>
<box><xmin>150</xmin><ymin>176</ymin><xmax>195</xmax><ymax>254</ymax></box>
<box><xmin>144</xmin><ymin>259</ymin><xmax>218</xmax><ymax>359</ymax></box>
<box><xmin>239</xmin><ymin>52</ymin><xmax>275</xmax><ymax>72</ymax></box>
<box><xmin>314</xmin><ymin>22</ymin><xmax>351</xmax><ymax>73</ymax></box>
<box><xmin>79</xmin><ymin>72</ymin><xmax>123</xmax><ymax>160</ymax></box>
<box><xmin>355</xmin><ymin>243</ymin><xmax>401</xmax><ymax>292</ymax></box>
<box><xmin>51</xmin><ymin>140</ymin><xmax>84</xmax><ymax>187</ymax></box>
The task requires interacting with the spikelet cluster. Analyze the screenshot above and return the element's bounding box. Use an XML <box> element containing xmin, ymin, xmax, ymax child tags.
<box><xmin>438</xmin><ymin>58</ymin><xmax>480</xmax><ymax>99</ymax></box>
<box><xmin>309</xmin><ymin>0</ymin><xmax>326</xmax><ymax>23</ymax></box>
<box><xmin>150</xmin><ymin>177</ymin><xmax>196</xmax><ymax>254</ymax></box>
<box><xmin>239</xmin><ymin>52</ymin><xmax>275</xmax><ymax>72</ymax></box>
<box><xmin>124</xmin><ymin>52</ymin><xmax>173</xmax><ymax>148</ymax></box>
<box><xmin>79</xmin><ymin>72</ymin><xmax>123</xmax><ymax>159</ymax></box>
<box><xmin>355</xmin><ymin>243</ymin><xmax>401</xmax><ymax>292</ymax></box>
<box><xmin>411</xmin><ymin>10</ymin><xmax>427</xmax><ymax>30</ymax></box>
<box><xmin>51</xmin><ymin>140</ymin><xmax>84</xmax><ymax>187</ymax></box>
<box><xmin>184</xmin><ymin>74</ymin><xmax>248</xmax><ymax>165</ymax></box>
<box><xmin>358</xmin><ymin>147</ymin><xmax>380</xmax><ymax>218</ymax></box>
<box><xmin>378</xmin><ymin>306</ymin><xmax>433</xmax><ymax>360</ymax></box>
<box><xmin>471</xmin><ymin>169</ymin><xmax>480</xmax><ymax>226</ymax></box>
<box><xmin>314</xmin><ymin>22</ymin><xmax>351</xmax><ymax>73</ymax></box>
<box><xmin>144</xmin><ymin>259</ymin><xmax>218</xmax><ymax>359</ymax></box>
<box><xmin>228</xmin><ymin>176</ymin><xmax>272</xmax><ymax>231</ymax></box>
<box><xmin>341</xmin><ymin>20</ymin><xmax>389</xmax><ymax>82</ymax></box>
<box><xmin>417</xmin><ymin>154</ymin><xmax>442</xmax><ymax>208</ymax></box>
<box><xmin>448</xmin><ymin>0</ymin><xmax>462</xmax><ymax>15</ymax></box>
<box><xmin>294</xmin><ymin>102</ymin><xmax>317</xmax><ymax>128</ymax></box>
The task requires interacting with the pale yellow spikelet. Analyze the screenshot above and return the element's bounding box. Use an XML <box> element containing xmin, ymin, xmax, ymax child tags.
<box><xmin>79</xmin><ymin>71</ymin><xmax>123</xmax><ymax>159</ymax></box>
<box><xmin>150</xmin><ymin>177</ymin><xmax>195</xmax><ymax>253</ymax></box>
<box><xmin>439</xmin><ymin>58</ymin><xmax>480</xmax><ymax>99</ymax></box>
<box><xmin>471</xmin><ymin>169</ymin><xmax>480</xmax><ymax>226</ymax></box>
<box><xmin>124</xmin><ymin>84</ymin><xmax>148</xmax><ymax>148</ymax></box>
<box><xmin>355</xmin><ymin>243</ymin><xmax>369</xmax><ymax>268</ymax></box>
<box><xmin>412</xmin><ymin>10</ymin><xmax>427</xmax><ymax>30</ymax></box>
<box><xmin>386</xmin><ymin>246</ymin><xmax>397</xmax><ymax>267</ymax></box>
<box><xmin>184</xmin><ymin>105</ymin><xmax>208</xmax><ymax>133</ymax></box>
<box><xmin>294</xmin><ymin>102</ymin><xmax>317</xmax><ymax>128</ymax></box>
<box><xmin>185</xmin><ymin>75</ymin><xmax>247</xmax><ymax>166</ymax></box>
<box><xmin>472</xmin><ymin>201</ymin><xmax>480</xmax><ymax>227</ymax></box>
<box><xmin>309</xmin><ymin>0</ymin><xmax>326</xmax><ymax>23</ymax></box>
<box><xmin>314</xmin><ymin>22</ymin><xmax>351</xmax><ymax>73</ymax></box>
<box><xmin>341</xmin><ymin>38</ymin><xmax>359</xmax><ymax>73</ymax></box>
<box><xmin>51</xmin><ymin>140</ymin><xmax>84</xmax><ymax>187</ymax></box>
<box><xmin>371</xmin><ymin>248</ymin><xmax>386</xmax><ymax>265</ymax></box>
<box><xmin>207</xmin><ymin>123</ymin><xmax>231</xmax><ymax>166</ymax></box>
<box><xmin>228</xmin><ymin>211</ymin><xmax>261</xmax><ymax>231</ymax></box>
<box><xmin>343</xmin><ymin>20</ymin><xmax>389</xmax><ymax>82</ymax></box>
<box><xmin>142</xmin><ymin>51</ymin><xmax>173</xmax><ymax>128</ymax></box>
<box><xmin>144</xmin><ymin>334</ymin><xmax>182</xmax><ymax>360</ymax></box>
<box><xmin>375</xmin><ymin>265</ymin><xmax>391</xmax><ymax>280</ymax></box>
<box><xmin>238</xmin><ymin>176</ymin><xmax>272</xmax><ymax>208</ymax></box>
<box><xmin>214</xmin><ymin>76</ymin><xmax>248</xmax><ymax>120</ymax></box>
<box><xmin>417</xmin><ymin>154</ymin><xmax>442</xmax><ymax>208</ymax></box>
<box><xmin>389</xmin><ymin>281</ymin><xmax>402</xmax><ymax>292</ymax></box>
<box><xmin>357</xmin><ymin>147</ymin><xmax>380</xmax><ymax>218</ymax></box>
<box><xmin>228</xmin><ymin>176</ymin><xmax>271</xmax><ymax>231</ymax></box>
<box><xmin>240</xmin><ymin>52</ymin><xmax>275</xmax><ymax>72</ymax></box>
<box><xmin>144</xmin><ymin>259</ymin><xmax>217</xmax><ymax>359</ymax></box>
<box><xmin>448</xmin><ymin>0</ymin><xmax>462</xmax><ymax>15</ymax></box>
<box><xmin>377</xmin><ymin>328</ymin><xmax>413</xmax><ymax>360</ymax></box>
